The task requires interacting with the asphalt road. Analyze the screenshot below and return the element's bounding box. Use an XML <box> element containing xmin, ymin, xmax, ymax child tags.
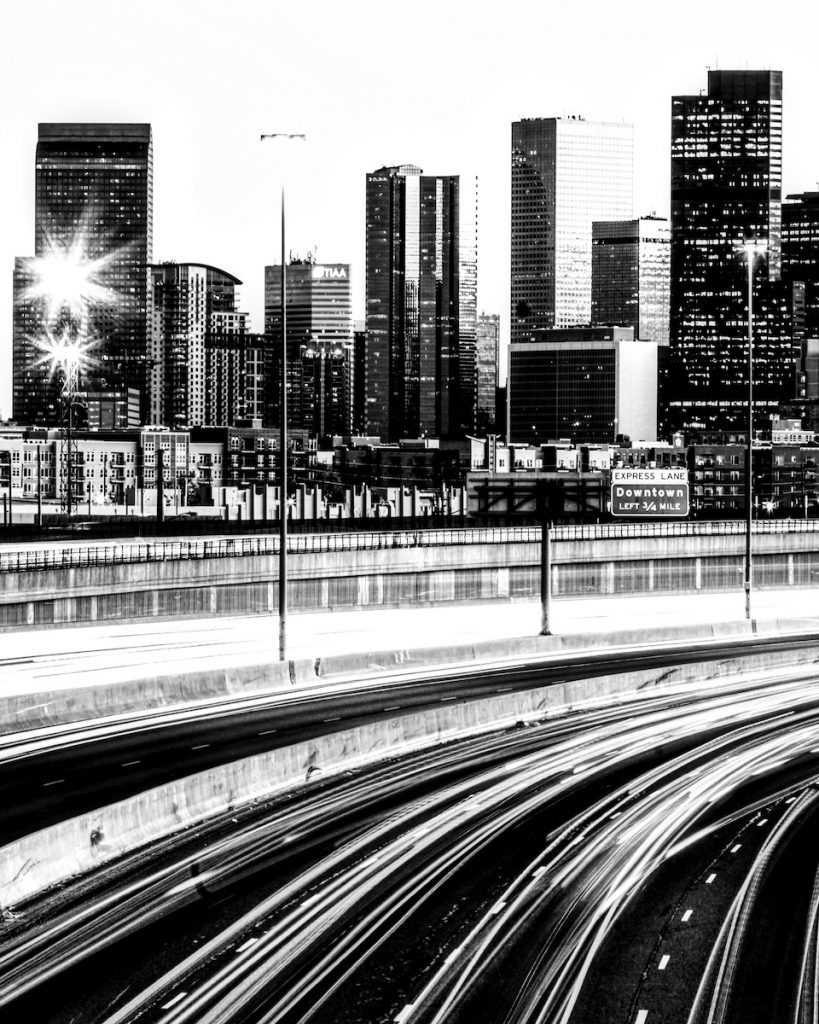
<box><xmin>3</xmin><ymin>660</ymin><xmax>819</xmax><ymax>1023</ymax></box>
<box><xmin>4</xmin><ymin>631</ymin><xmax>819</xmax><ymax>843</ymax></box>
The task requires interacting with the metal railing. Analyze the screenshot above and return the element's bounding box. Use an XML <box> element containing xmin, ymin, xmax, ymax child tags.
<box><xmin>2</xmin><ymin>518</ymin><xmax>819</xmax><ymax>574</ymax></box>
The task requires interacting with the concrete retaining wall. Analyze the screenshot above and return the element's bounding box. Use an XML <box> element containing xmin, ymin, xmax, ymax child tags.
<box><xmin>3</xmin><ymin>531</ymin><xmax>819</xmax><ymax>630</ymax></box>
<box><xmin>5</xmin><ymin>618</ymin><xmax>816</xmax><ymax>734</ymax></box>
<box><xmin>2</xmin><ymin>619</ymin><xmax>819</xmax><ymax>907</ymax></box>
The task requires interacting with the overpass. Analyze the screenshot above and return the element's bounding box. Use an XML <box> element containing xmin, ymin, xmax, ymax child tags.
<box><xmin>1</xmin><ymin>519</ymin><xmax>819</xmax><ymax>629</ymax></box>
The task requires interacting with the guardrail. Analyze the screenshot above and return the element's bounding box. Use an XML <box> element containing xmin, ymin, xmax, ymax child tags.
<box><xmin>1</xmin><ymin>519</ymin><xmax>819</xmax><ymax>574</ymax></box>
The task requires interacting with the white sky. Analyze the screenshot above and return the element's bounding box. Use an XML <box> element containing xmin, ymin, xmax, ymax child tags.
<box><xmin>2</xmin><ymin>0</ymin><xmax>819</xmax><ymax>418</ymax></box>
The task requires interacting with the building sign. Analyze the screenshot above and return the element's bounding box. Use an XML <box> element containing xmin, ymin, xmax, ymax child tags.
<box><xmin>312</xmin><ymin>265</ymin><xmax>348</xmax><ymax>280</ymax></box>
<box><xmin>610</xmin><ymin>468</ymin><xmax>689</xmax><ymax>517</ymax></box>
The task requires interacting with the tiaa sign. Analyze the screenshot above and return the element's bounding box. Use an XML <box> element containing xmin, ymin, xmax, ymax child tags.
<box><xmin>610</xmin><ymin>468</ymin><xmax>689</xmax><ymax>518</ymax></box>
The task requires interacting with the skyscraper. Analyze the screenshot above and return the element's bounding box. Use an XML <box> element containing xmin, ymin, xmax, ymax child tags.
<box><xmin>511</xmin><ymin>117</ymin><xmax>633</xmax><ymax>342</ymax></box>
<box><xmin>365</xmin><ymin>165</ymin><xmax>477</xmax><ymax>441</ymax></box>
<box><xmin>666</xmin><ymin>71</ymin><xmax>795</xmax><ymax>433</ymax></box>
<box><xmin>150</xmin><ymin>262</ymin><xmax>249</xmax><ymax>427</ymax></box>
<box><xmin>13</xmin><ymin>123</ymin><xmax>154</xmax><ymax>425</ymax></box>
<box><xmin>591</xmin><ymin>216</ymin><xmax>670</xmax><ymax>344</ymax></box>
<box><xmin>265</xmin><ymin>260</ymin><xmax>354</xmax><ymax>437</ymax></box>
<box><xmin>476</xmin><ymin>312</ymin><xmax>500</xmax><ymax>434</ymax></box>
<box><xmin>782</xmin><ymin>192</ymin><xmax>819</xmax><ymax>341</ymax></box>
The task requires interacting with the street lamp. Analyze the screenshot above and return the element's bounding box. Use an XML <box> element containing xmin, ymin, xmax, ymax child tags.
<box><xmin>742</xmin><ymin>241</ymin><xmax>766</xmax><ymax>622</ymax></box>
<box><xmin>261</xmin><ymin>132</ymin><xmax>306</xmax><ymax>662</ymax></box>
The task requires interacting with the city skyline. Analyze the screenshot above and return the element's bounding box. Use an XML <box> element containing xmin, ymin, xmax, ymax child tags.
<box><xmin>3</xmin><ymin>1</ymin><xmax>819</xmax><ymax>419</ymax></box>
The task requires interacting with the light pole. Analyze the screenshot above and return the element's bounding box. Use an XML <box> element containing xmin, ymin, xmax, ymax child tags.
<box><xmin>261</xmin><ymin>132</ymin><xmax>306</xmax><ymax>662</ymax></box>
<box><xmin>743</xmin><ymin>241</ymin><xmax>766</xmax><ymax>622</ymax></box>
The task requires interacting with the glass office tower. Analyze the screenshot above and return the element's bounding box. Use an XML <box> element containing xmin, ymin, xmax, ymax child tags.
<box><xmin>265</xmin><ymin>260</ymin><xmax>354</xmax><ymax>437</ymax></box>
<box><xmin>13</xmin><ymin>123</ymin><xmax>153</xmax><ymax>425</ymax></box>
<box><xmin>591</xmin><ymin>216</ymin><xmax>670</xmax><ymax>345</ymax></box>
<box><xmin>666</xmin><ymin>71</ymin><xmax>795</xmax><ymax>433</ymax></box>
<box><xmin>511</xmin><ymin>117</ymin><xmax>633</xmax><ymax>343</ymax></box>
<box><xmin>365</xmin><ymin>165</ymin><xmax>477</xmax><ymax>441</ymax></box>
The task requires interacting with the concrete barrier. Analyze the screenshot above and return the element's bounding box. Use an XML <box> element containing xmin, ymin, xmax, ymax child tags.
<box><xmin>3</xmin><ymin>624</ymin><xmax>819</xmax><ymax>907</ymax></box>
<box><xmin>4</xmin><ymin>618</ymin><xmax>819</xmax><ymax>734</ymax></box>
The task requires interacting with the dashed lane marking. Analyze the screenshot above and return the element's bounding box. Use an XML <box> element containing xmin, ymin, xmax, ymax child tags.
<box><xmin>706</xmin><ymin>873</ymin><xmax>717</xmax><ymax>884</ymax></box>
<box><xmin>161</xmin><ymin>992</ymin><xmax>187</xmax><ymax>1010</ymax></box>
<box><xmin>384</xmin><ymin>706</ymin><xmax>401</xmax><ymax>711</ymax></box>
<box><xmin>532</xmin><ymin>866</ymin><xmax>547</xmax><ymax>878</ymax></box>
<box><xmin>730</xmin><ymin>844</ymin><xmax>742</xmax><ymax>854</ymax></box>
<box><xmin>258</xmin><ymin>729</ymin><xmax>277</xmax><ymax>736</ymax></box>
<box><xmin>121</xmin><ymin>760</ymin><xmax>141</xmax><ymax>767</ymax></box>
<box><xmin>237</xmin><ymin>937</ymin><xmax>259</xmax><ymax>952</ymax></box>
<box><xmin>757</xmin><ymin>818</ymin><xmax>768</xmax><ymax>827</ymax></box>
<box><xmin>490</xmin><ymin>901</ymin><xmax>507</xmax><ymax>915</ymax></box>
<box><xmin>43</xmin><ymin>779</ymin><xmax>64</xmax><ymax>787</ymax></box>
<box><xmin>323</xmin><ymin>717</ymin><xmax>341</xmax><ymax>723</ymax></box>
<box><xmin>658</xmin><ymin>954</ymin><xmax>670</xmax><ymax>971</ymax></box>
<box><xmin>681</xmin><ymin>909</ymin><xmax>693</xmax><ymax>922</ymax></box>
<box><xmin>395</xmin><ymin>1004</ymin><xmax>415</xmax><ymax>1023</ymax></box>
<box><xmin>635</xmin><ymin>1011</ymin><xmax>649</xmax><ymax>1024</ymax></box>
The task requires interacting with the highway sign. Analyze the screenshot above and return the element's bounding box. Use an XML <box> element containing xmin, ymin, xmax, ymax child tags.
<box><xmin>610</xmin><ymin>468</ymin><xmax>689</xmax><ymax>518</ymax></box>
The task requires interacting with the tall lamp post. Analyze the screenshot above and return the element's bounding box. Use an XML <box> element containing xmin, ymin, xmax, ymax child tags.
<box><xmin>743</xmin><ymin>241</ymin><xmax>766</xmax><ymax>622</ymax></box>
<box><xmin>261</xmin><ymin>132</ymin><xmax>306</xmax><ymax>662</ymax></box>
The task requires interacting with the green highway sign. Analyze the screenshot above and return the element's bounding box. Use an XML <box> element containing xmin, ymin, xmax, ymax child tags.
<box><xmin>610</xmin><ymin>468</ymin><xmax>689</xmax><ymax>518</ymax></box>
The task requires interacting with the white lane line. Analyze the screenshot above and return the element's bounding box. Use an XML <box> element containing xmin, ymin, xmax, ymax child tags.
<box><xmin>706</xmin><ymin>873</ymin><xmax>717</xmax><ymax>884</ymax></box>
<box><xmin>730</xmin><ymin>844</ymin><xmax>742</xmax><ymax>854</ymax></box>
<box><xmin>495</xmin><ymin>686</ymin><xmax>512</xmax><ymax>692</ymax></box>
<box><xmin>440</xmin><ymin>696</ymin><xmax>456</xmax><ymax>702</ymax></box>
<box><xmin>658</xmin><ymin>954</ymin><xmax>670</xmax><ymax>971</ymax></box>
<box><xmin>635</xmin><ymin>1011</ymin><xmax>649</xmax><ymax>1024</ymax></box>
<box><xmin>444</xmin><ymin>945</ymin><xmax>463</xmax><ymax>964</ymax></box>
<box><xmin>237</xmin><ymin>937</ymin><xmax>258</xmax><ymax>953</ymax></box>
<box><xmin>121</xmin><ymin>760</ymin><xmax>141</xmax><ymax>767</ymax></box>
<box><xmin>532</xmin><ymin>866</ymin><xmax>547</xmax><ymax>878</ymax></box>
<box><xmin>258</xmin><ymin>729</ymin><xmax>277</xmax><ymax>736</ymax></box>
<box><xmin>490</xmin><ymin>900</ymin><xmax>507</xmax><ymax>915</ymax></box>
<box><xmin>323</xmin><ymin>717</ymin><xmax>341</xmax><ymax>723</ymax></box>
<box><xmin>384</xmin><ymin>706</ymin><xmax>401</xmax><ymax>711</ymax></box>
<box><xmin>395</xmin><ymin>1004</ymin><xmax>415</xmax><ymax>1023</ymax></box>
<box><xmin>681</xmin><ymin>908</ymin><xmax>693</xmax><ymax>922</ymax></box>
<box><xmin>191</xmin><ymin>744</ymin><xmax>210</xmax><ymax>750</ymax></box>
<box><xmin>161</xmin><ymin>992</ymin><xmax>187</xmax><ymax>1010</ymax></box>
<box><xmin>757</xmin><ymin>818</ymin><xmax>768</xmax><ymax>827</ymax></box>
<box><xmin>42</xmin><ymin>779</ymin><xmax>64</xmax><ymax>787</ymax></box>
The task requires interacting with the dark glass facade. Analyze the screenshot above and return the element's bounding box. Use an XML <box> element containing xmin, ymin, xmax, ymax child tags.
<box><xmin>666</xmin><ymin>71</ymin><xmax>796</xmax><ymax>433</ymax></box>
<box><xmin>13</xmin><ymin>123</ymin><xmax>154</xmax><ymax>425</ymax></box>
<box><xmin>782</xmin><ymin>192</ymin><xmax>819</xmax><ymax>341</ymax></box>
<box><xmin>265</xmin><ymin>261</ymin><xmax>353</xmax><ymax>437</ymax></box>
<box><xmin>510</xmin><ymin>344</ymin><xmax>617</xmax><ymax>444</ymax></box>
<box><xmin>476</xmin><ymin>312</ymin><xmax>500</xmax><ymax>434</ymax></box>
<box><xmin>365</xmin><ymin>165</ymin><xmax>477</xmax><ymax>441</ymax></box>
<box><xmin>591</xmin><ymin>217</ymin><xmax>670</xmax><ymax>344</ymax></box>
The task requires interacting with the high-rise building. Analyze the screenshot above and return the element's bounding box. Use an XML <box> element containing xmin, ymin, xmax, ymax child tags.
<box><xmin>783</xmin><ymin>192</ymin><xmax>819</xmax><ymax>340</ymax></box>
<box><xmin>365</xmin><ymin>164</ymin><xmax>478</xmax><ymax>441</ymax></box>
<box><xmin>150</xmin><ymin>263</ymin><xmax>249</xmax><ymax>428</ymax></box>
<box><xmin>476</xmin><ymin>312</ymin><xmax>500</xmax><ymax>434</ymax></box>
<box><xmin>265</xmin><ymin>260</ymin><xmax>354</xmax><ymax>437</ymax></box>
<box><xmin>666</xmin><ymin>70</ymin><xmax>795</xmax><ymax>433</ymax></box>
<box><xmin>591</xmin><ymin>216</ymin><xmax>670</xmax><ymax>344</ymax></box>
<box><xmin>13</xmin><ymin>123</ymin><xmax>154</xmax><ymax>425</ymax></box>
<box><xmin>511</xmin><ymin>117</ymin><xmax>633</xmax><ymax>342</ymax></box>
<box><xmin>509</xmin><ymin>326</ymin><xmax>657</xmax><ymax>444</ymax></box>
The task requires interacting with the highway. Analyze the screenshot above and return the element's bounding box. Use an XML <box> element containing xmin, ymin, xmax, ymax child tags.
<box><xmin>2</xmin><ymin>657</ymin><xmax>819</xmax><ymax>1023</ymax></box>
<box><xmin>3</xmin><ymin>630</ymin><xmax>819</xmax><ymax>843</ymax></box>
